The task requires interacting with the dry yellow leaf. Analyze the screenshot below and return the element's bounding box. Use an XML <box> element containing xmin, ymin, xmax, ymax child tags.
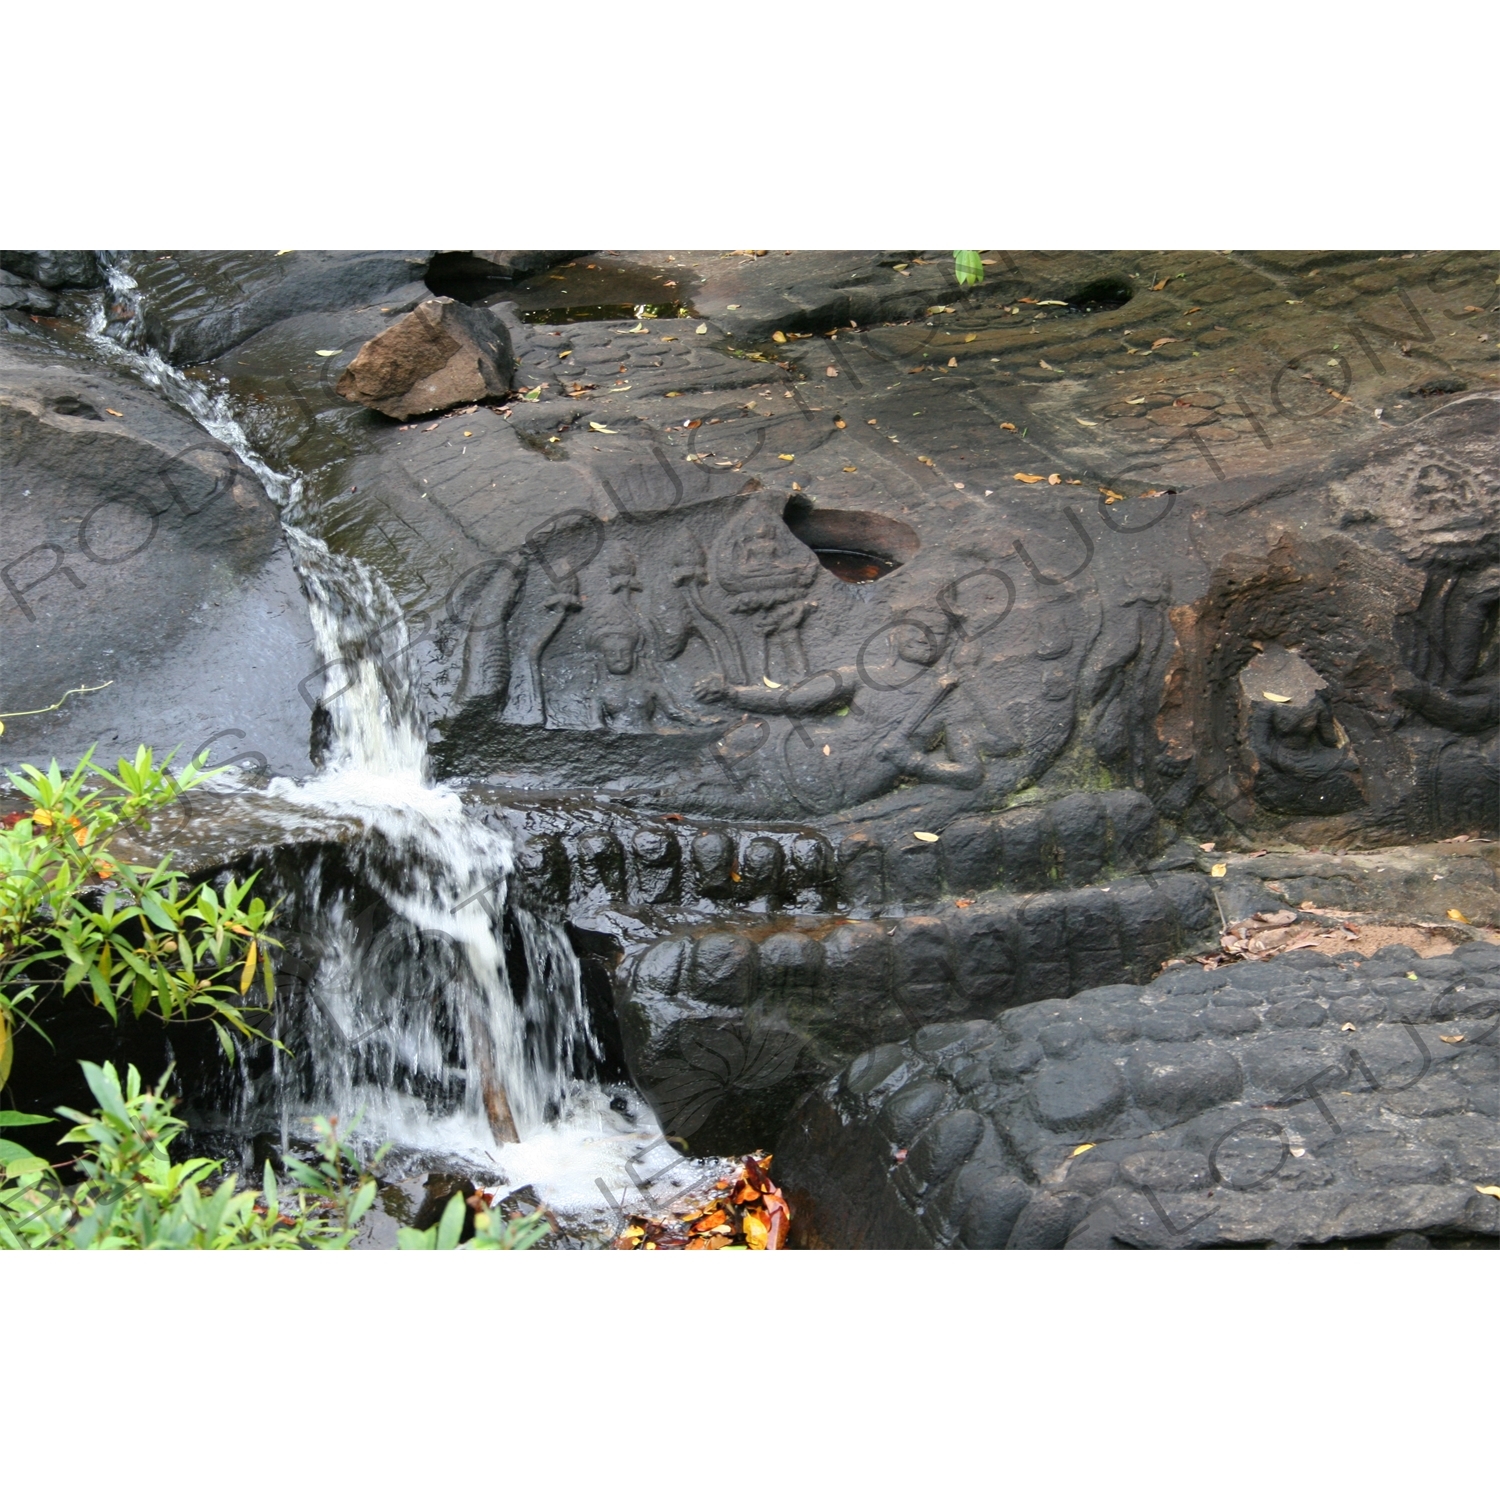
<box><xmin>1211</xmin><ymin>863</ymin><xmax>1228</xmax><ymax>878</ymax></box>
<box><xmin>1070</xmin><ymin>1143</ymin><xmax>1095</xmax><ymax>1157</ymax></box>
<box><xmin>239</xmin><ymin>940</ymin><xmax>258</xmax><ymax>995</ymax></box>
<box><xmin>1014</xmin><ymin>473</ymin><xmax>1044</xmax><ymax>483</ymax></box>
<box><xmin>1475</xmin><ymin>1185</ymin><xmax>1500</xmax><ymax>1200</ymax></box>
<box><xmin>1000</xmin><ymin>422</ymin><xmax>1017</xmax><ymax>431</ymax></box>
<box><xmin>842</xmin><ymin>465</ymin><xmax>857</xmax><ymax>472</ymax></box>
<box><xmin>778</xmin><ymin>453</ymin><xmax>795</xmax><ymax>461</ymax></box>
<box><xmin>105</xmin><ymin>409</ymin><xmax>123</xmax><ymax>417</ymax></box>
<box><xmin>763</xmin><ymin>677</ymin><xmax>781</xmax><ymax>688</ymax></box>
<box><xmin>963</xmin><ymin>333</ymin><xmax>977</xmax><ymax>343</ymax></box>
<box><xmin>1075</xmin><ymin>417</ymin><xmax>1097</xmax><ymax>427</ymax></box>
<box><xmin>1446</xmin><ymin>909</ymin><xmax>1469</xmax><ymax>923</ymax></box>
<box><xmin>1047</xmin><ymin>473</ymin><xmax>1061</xmax><ymax>485</ymax></box>
<box><xmin>826</xmin><ymin>365</ymin><xmax>839</xmax><ymax>377</ymax></box>
<box><xmin>696</xmin><ymin>323</ymin><xmax>708</xmax><ymax>334</ymax></box>
<box><xmin>1262</xmin><ymin>691</ymin><xmax>1292</xmax><ymax>703</ymax></box>
<box><xmin>833</xmin><ymin>418</ymin><xmax>846</xmax><ymax>428</ymax></box>
<box><xmin>588</xmin><ymin>421</ymin><xmax>616</xmax><ymax>433</ymax></box>
<box><xmin>947</xmin><ymin>356</ymin><xmax>958</xmax><ymax>367</ymax></box>
<box><xmin>913</xmin><ymin>831</ymin><xmax>940</xmax><ymax>842</ymax></box>
<box><xmin>771</xmin><ymin>331</ymin><xmax>787</xmax><ymax>343</ymax></box>
<box><xmin>314</xmin><ymin>349</ymin><xmax>342</xmax><ymax>357</ymax></box>
<box><xmin>1151</xmin><ymin>337</ymin><xmax>1179</xmax><ymax>350</ymax></box>
<box><xmin>1440</xmin><ymin>1034</ymin><xmax>1465</xmax><ymax>1044</ymax></box>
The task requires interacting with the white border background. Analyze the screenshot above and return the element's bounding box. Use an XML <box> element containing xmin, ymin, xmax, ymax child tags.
<box><xmin>5</xmin><ymin>2</ymin><xmax>1496</xmax><ymax>1491</ymax></box>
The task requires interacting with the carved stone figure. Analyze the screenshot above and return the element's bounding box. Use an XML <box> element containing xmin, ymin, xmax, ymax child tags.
<box><xmin>1238</xmin><ymin>645</ymin><xmax>1363</xmax><ymax>815</ymax></box>
<box><xmin>712</xmin><ymin>499</ymin><xmax>821</xmax><ymax>683</ymax></box>
<box><xmin>583</xmin><ymin>550</ymin><xmax>712</xmax><ymax>733</ymax></box>
<box><xmin>503</xmin><ymin>571</ymin><xmax>580</xmax><ymax>726</ymax></box>
<box><xmin>1081</xmin><ymin>569</ymin><xmax>1172</xmax><ymax>786</ymax></box>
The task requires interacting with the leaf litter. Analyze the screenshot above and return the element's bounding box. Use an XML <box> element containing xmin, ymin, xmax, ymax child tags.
<box><xmin>613</xmin><ymin>1152</ymin><xmax>792</xmax><ymax>1250</ymax></box>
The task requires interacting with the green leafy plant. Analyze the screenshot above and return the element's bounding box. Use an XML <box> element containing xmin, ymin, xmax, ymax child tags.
<box><xmin>0</xmin><ymin>1062</ymin><xmax>378</xmax><ymax>1249</ymax></box>
<box><xmin>954</xmin><ymin>251</ymin><xmax>984</xmax><ymax>287</ymax></box>
<box><xmin>0</xmin><ymin>746</ymin><xmax>279</xmax><ymax>1089</ymax></box>
<box><xmin>397</xmin><ymin>1188</ymin><xmax>550</xmax><ymax>1251</ymax></box>
<box><xmin>0</xmin><ymin>1062</ymin><xmax>547</xmax><ymax>1251</ymax></box>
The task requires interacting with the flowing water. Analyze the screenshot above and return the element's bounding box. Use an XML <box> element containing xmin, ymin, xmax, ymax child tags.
<box><xmin>79</xmin><ymin>258</ymin><xmax>706</xmax><ymax>1229</ymax></box>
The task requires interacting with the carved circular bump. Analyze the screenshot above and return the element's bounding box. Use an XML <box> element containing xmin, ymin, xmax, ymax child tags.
<box><xmin>576</xmin><ymin>831</ymin><xmax>626</xmax><ymax>893</ymax></box>
<box><xmin>789</xmin><ymin>833</ymin><xmax>834</xmax><ymax>887</ymax></box>
<box><xmin>690</xmin><ymin>830</ymin><xmax>736</xmax><ymax>888</ymax></box>
<box><xmin>515</xmin><ymin>833</ymin><xmax>570</xmax><ymax>904</ymax></box>
<box><xmin>632</xmin><ymin>827</ymin><xmax>680</xmax><ymax>867</ymax></box>
<box><xmin>739</xmin><ymin>836</ymin><xmax>787</xmax><ymax>894</ymax></box>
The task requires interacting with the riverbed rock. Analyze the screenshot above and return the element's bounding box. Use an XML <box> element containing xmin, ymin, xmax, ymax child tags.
<box><xmin>0</xmin><ymin>269</ymin><xmax>59</xmax><ymax>316</ymax></box>
<box><xmin>127</xmin><ymin>250</ymin><xmax>434</xmax><ymax>365</ymax></box>
<box><xmin>4</xmin><ymin>250</ymin><xmax>1497</xmax><ymax>1199</ymax></box>
<box><xmin>0</xmin><ymin>251</ymin><xmax>104</xmax><ymax>289</ymax></box>
<box><xmin>0</xmin><ymin>337</ymin><xmax>317</xmax><ymax>776</ymax></box>
<box><xmin>776</xmin><ymin>941</ymin><xmax>1500</xmax><ymax>1247</ymax></box>
<box><xmin>335</xmin><ymin>297</ymin><xmax>514</xmax><ymax>419</ymax></box>
<box><xmin>154</xmin><ymin>248</ymin><xmax>1500</xmax><ymax>852</ymax></box>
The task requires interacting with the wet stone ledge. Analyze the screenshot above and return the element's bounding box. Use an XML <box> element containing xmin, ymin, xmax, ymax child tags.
<box><xmin>774</xmin><ymin>941</ymin><xmax>1500</xmax><ymax>1249</ymax></box>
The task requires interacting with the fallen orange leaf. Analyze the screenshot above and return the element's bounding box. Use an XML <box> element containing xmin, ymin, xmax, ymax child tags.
<box><xmin>1014</xmin><ymin>473</ymin><xmax>1044</xmax><ymax>483</ymax></box>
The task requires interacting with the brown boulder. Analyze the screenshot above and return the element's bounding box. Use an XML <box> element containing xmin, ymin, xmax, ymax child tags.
<box><xmin>335</xmin><ymin>296</ymin><xmax>514</xmax><ymax>419</ymax></box>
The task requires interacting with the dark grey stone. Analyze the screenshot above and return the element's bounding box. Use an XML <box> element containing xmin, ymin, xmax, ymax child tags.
<box><xmin>1008</xmin><ymin>1192</ymin><xmax>1091</xmax><ymax>1249</ymax></box>
<box><xmin>1268</xmin><ymin>1000</ymin><xmax>1329</xmax><ymax>1029</ymax></box>
<box><xmin>1032</xmin><ymin>1056</ymin><xmax>1127</xmax><ymax>1131</ymax></box>
<box><xmin>1126</xmin><ymin>1043</ymin><xmax>1243</xmax><ymax>1124</ymax></box>
<box><xmin>958</xmin><ymin>1176</ymin><xmax>1033</xmax><ymax>1249</ymax></box>
<box><xmin>905</xmin><ymin>1110</ymin><xmax>985</xmax><ymax>1190</ymax></box>
<box><xmin>877</xmin><ymin>1079</ymin><xmax>950</xmax><ymax>1144</ymax></box>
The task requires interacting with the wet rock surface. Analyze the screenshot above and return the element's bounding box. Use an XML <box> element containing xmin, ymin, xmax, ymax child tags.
<box><xmin>0</xmin><ymin>339</ymin><xmax>317</xmax><ymax>776</ymax></box>
<box><xmin>776</xmin><ymin>941</ymin><xmax>1500</xmax><ymax>1248</ymax></box>
<box><xmin>135</xmin><ymin>247</ymin><xmax>1496</xmax><ymax>850</ymax></box>
<box><xmin>2</xmin><ymin>249</ymin><xmax>1496</xmax><ymax>1227</ymax></box>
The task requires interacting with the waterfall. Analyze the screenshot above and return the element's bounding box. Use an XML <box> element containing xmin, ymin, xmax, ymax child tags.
<box><xmin>83</xmin><ymin>257</ymin><xmax>686</xmax><ymax>1220</ymax></box>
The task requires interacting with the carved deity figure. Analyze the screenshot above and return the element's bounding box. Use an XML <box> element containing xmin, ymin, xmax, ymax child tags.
<box><xmin>584</xmin><ymin>551</ymin><xmax>713</xmax><ymax>733</ymax></box>
<box><xmin>712</xmin><ymin>501</ymin><xmax>821</xmax><ymax>682</ymax></box>
<box><xmin>503</xmin><ymin>570</ymin><xmax>581</xmax><ymax>726</ymax></box>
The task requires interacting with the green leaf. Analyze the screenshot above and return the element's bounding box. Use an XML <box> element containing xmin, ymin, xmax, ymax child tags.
<box><xmin>397</xmin><ymin>1225</ymin><xmax>435</xmax><ymax>1250</ymax></box>
<box><xmin>0</xmin><ymin>1111</ymin><xmax>53</xmax><ymax>1127</ymax></box>
<box><xmin>435</xmin><ymin>1190</ymin><xmax>466</xmax><ymax>1250</ymax></box>
<box><xmin>211</xmin><ymin>1021</ymin><xmax>236</xmax><ymax>1064</ymax></box>
<box><xmin>349</xmin><ymin>1179</ymin><xmax>377</xmax><ymax>1227</ymax></box>
<box><xmin>0</xmin><ymin>1138</ymin><xmax>50</xmax><ymax>1176</ymax></box>
<box><xmin>953</xmin><ymin>250</ymin><xmax>984</xmax><ymax>287</ymax></box>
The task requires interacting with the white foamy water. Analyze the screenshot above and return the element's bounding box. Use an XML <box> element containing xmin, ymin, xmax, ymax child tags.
<box><xmin>84</xmin><ymin>257</ymin><xmax>687</xmax><ymax>1221</ymax></box>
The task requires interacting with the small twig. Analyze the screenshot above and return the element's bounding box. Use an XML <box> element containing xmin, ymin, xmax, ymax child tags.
<box><xmin>1211</xmin><ymin>887</ymin><xmax>1230</xmax><ymax>934</ymax></box>
<box><xmin>0</xmin><ymin>681</ymin><xmax>113</xmax><ymax>732</ymax></box>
